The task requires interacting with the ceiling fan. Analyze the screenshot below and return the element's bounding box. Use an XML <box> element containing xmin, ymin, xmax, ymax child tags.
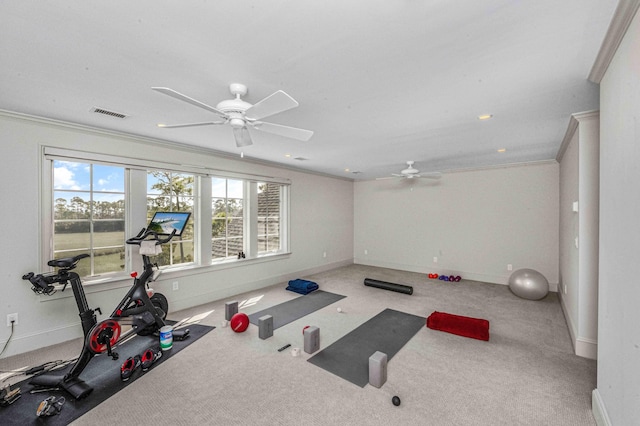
<box><xmin>152</xmin><ymin>83</ymin><xmax>313</xmax><ymax>148</ymax></box>
<box><xmin>377</xmin><ymin>161</ymin><xmax>442</xmax><ymax>180</ymax></box>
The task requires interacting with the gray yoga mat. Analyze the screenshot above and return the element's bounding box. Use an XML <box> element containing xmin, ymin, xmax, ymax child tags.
<box><xmin>248</xmin><ymin>290</ymin><xmax>346</xmax><ymax>329</ymax></box>
<box><xmin>307</xmin><ymin>308</ymin><xmax>425</xmax><ymax>387</ymax></box>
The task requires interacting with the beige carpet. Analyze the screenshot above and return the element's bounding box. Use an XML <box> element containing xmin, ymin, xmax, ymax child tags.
<box><xmin>0</xmin><ymin>264</ymin><xmax>596</xmax><ymax>425</ymax></box>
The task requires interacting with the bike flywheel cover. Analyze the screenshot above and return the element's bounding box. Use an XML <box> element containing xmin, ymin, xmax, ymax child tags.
<box><xmin>88</xmin><ymin>319</ymin><xmax>121</xmax><ymax>354</ymax></box>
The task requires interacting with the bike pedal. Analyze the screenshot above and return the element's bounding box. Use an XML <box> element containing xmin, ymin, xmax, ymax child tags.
<box><xmin>0</xmin><ymin>386</ymin><xmax>21</xmax><ymax>406</ymax></box>
<box><xmin>36</xmin><ymin>396</ymin><xmax>65</xmax><ymax>417</ymax></box>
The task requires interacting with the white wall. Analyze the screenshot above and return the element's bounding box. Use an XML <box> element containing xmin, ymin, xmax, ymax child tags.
<box><xmin>0</xmin><ymin>112</ymin><xmax>353</xmax><ymax>357</ymax></box>
<box><xmin>595</xmin><ymin>6</ymin><xmax>640</xmax><ymax>425</ymax></box>
<box><xmin>354</xmin><ymin>162</ymin><xmax>559</xmax><ymax>287</ymax></box>
<box><xmin>558</xmin><ymin>125</ymin><xmax>580</xmax><ymax>331</ymax></box>
<box><xmin>558</xmin><ymin>112</ymin><xmax>600</xmax><ymax>360</ymax></box>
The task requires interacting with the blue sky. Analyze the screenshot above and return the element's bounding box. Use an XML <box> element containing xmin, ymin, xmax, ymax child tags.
<box><xmin>54</xmin><ymin>161</ymin><xmax>245</xmax><ymax>202</ymax></box>
<box><xmin>54</xmin><ymin>160</ymin><xmax>124</xmax><ymax>203</ymax></box>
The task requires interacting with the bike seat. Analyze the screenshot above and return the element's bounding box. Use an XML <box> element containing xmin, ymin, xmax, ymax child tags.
<box><xmin>47</xmin><ymin>254</ymin><xmax>90</xmax><ymax>269</ymax></box>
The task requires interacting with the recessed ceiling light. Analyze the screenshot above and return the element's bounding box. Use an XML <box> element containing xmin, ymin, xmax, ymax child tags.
<box><xmin>344</xmin><ymin>168</ymin><xmax>350</xmax><ymax>172</ymax></box>
<box><xmin>497</xmin><ymin>148</ymin><xmax>507</xmax><ymax>153</ymax></box>
<box><xmin>478</xmin><ymin>114</ymin><xmax>493</xmax><ymax>120</ymax></box>
<box><xmin>284</xmin><ymin>153</ymin><xmax>291</xmax><ymax>158</ymax></box>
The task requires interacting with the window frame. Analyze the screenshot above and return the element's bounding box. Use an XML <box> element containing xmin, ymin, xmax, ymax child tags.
<box><xmin>51</xmin><ymin>160</ymin><xmax>127</xmax><ymax>277</ymax></box>
<box><xmin>211</xmin><ymin>177</ymin><xmax>246</xmax><ymax>262</ymax></box>
<box><xmin>42</xmin><ymin>146</ymin><xmax>291</xmax><ymax>283</ymax></box>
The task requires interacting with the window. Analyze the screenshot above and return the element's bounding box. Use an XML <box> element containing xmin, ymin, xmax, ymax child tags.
<box><xmin>211</xmin><ymin>178</ymin><xmax>244</xmax><ymax>260</ymax></box>
<box><xmin>45</xmin><ymin>148</ymin><xmax>290</xmax><ymax>280</ymax></box>
<box><xmin>53</xmin><ymin>160</ymin><xmax>125</xmax><ymax>277</ymax></box>
<box><xmin>147</xmin><ymin>171</ymin><xmax>195</xmax><ymax>266</ymax></box>
<box><xmin>258</xmin><ymin>182</ymin><xmax>281</xmax><ymax>253</ymax></box>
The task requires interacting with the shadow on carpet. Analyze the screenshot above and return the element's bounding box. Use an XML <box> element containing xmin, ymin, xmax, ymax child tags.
<box><xmin>308</xmin><ymin>308</ymin><xmax>425</xmax><ymax>387</ymax></box>
<box><xmin>248</xmin><ymin>290</ymin><xmax>346</xmax><ymax>329</ymax></box>
<box><xmin>0</xmin><ymin>323</ymin><xmax>214</xmax><ymax>425</ymax></box>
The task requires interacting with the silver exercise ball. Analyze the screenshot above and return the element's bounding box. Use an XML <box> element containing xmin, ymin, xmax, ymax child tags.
<box><xmin>508</xmin><ymin>268</ymin><xmax>549</xmax><ymax>300</ymax></box>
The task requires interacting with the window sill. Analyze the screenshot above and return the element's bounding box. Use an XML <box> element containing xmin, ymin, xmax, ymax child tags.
<box><xmin>38</xmin><ymin>251</ymin><xmax>291</xmax><ymax>302</ymax></box>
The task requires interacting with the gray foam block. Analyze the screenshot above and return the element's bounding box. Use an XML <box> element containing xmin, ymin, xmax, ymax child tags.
<box><xmin>368</xmin><ymin>351</ymin><xmax>387</xmax><ymax>388</ymax></box>
<box><xmin>304</xmin><ymin>326</ymin><xmax>320</xmax><ymax>354</ymax></box>
<box><xmin>225</xmin><ymin>301</ymin><xmax>238</xmax><ymax>320</ymax></box>
<box><xmin>258</xmin><ymin>315</ymin><xmax>274</xmax><ymax>340</ymax></box>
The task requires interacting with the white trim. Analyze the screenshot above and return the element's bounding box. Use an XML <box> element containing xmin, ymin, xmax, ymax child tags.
<box><xmin>592</xmin><ymin>389</ymin><xmax>612</xmax><ymax>426</ymax></box>
<box><xmin>168</xmin><ymin>259</ymin><xmax>352</xmax><ymax>313</ymax></box>
<box><xmin>43</xmin><ymin>146</ymin><xmax>290</xmax><ymax>185</ymax></box>
<box><xmin>355</xmin><ymin>258</ymin><xmax>559</xmax><ymax>290</ymax></box>
<box><xmin>560</xmin><ymin>290</ymin><xmax>598</xmax><ymax>359</ymax></box>
<box><xmin>0</xmin><ymin>108</ymin><xmax>346</xmax><ymax>182</ymax></box>
<box><xmin>360</xmin><ymin>159</ymin><xmax>558</xmax><ymax>182</ymax></box>
<box><xmin>575</xmin><ymin>336</ymin><xmax>598</xmax><ymax>360</ymax></box>
<box><xmin>588</xmin><ymin>0</ymin><xmax>640</xmax><ymax>83</ymax></box>
<box><xmin>557</xmin><ymin>110</ymin><xmax>600</xmax><ymax>162</ymax></box>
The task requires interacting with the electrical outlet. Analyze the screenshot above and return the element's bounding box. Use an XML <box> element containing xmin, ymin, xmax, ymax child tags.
<box><xmin>433</xmin><ymin>257</ymin><xmax>438</xmax><ymax>263</ymax></box>
<box><xmin>364</xmin><ymin>249</ymin><xmax>368</xmax><ymax>255</ymax></box>
<box><xmin>7</xmin><ymin>313</ymin><xmax>18</xmax><ymax>327</ymax></box>
<box><xmin>172</xmin><ymin>281</ymin><xmax>179</xmax><ymax>291</ymax></box>
<box><xmin>507</xmin><ymin>264</ymin><xmax>513</xmax><ymax>271</ymax></box>
<box><xmin>323</xmin><ymin>251</ymin><xmax>327</xmax><ymax>258</ymax></box>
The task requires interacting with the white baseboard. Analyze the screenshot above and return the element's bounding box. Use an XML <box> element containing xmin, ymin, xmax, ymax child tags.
<box><xmin>575</xmin><ymin>336</ymin><xmax>598</xmax><ymax>360</ymax></box>
<box><xmin>592</xmin><ymin>389</ymin><xmax>612</xmax><ymax>426</ymax></box>
<box><xmin>559</xmin><ymin>293</ymin><xmax>598</xmax><ymax>360</ymax></box>
<box><xmin>353</xmin><ymin>258</ymin><xmax>559</xmax><ymax>291</ymax></box>
<box><xmin>0</xmin><ymin>323</ymin><xmax>82</xmax><ymax>359</ymax></box>
<box><xmin>164</xmin><ymin>259</ymin><xmax>353</xmax><ymax>313</ymax></box>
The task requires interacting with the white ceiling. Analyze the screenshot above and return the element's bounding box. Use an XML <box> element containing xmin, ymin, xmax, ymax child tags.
<box><xmin>0</xmin><ymin>1</ymin><xmax>618</xmax><ymax>180</ymax></box>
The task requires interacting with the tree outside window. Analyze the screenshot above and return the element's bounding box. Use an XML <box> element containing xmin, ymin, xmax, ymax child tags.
<box><xmin>147</xmin><ymin>171</ymin><xmax>194</xmax><ymax>266</ymax></box>
<box><xmin>52</xmin><ymin>161</ymin><xmax>125</xmax><ymax>277</ymax></box>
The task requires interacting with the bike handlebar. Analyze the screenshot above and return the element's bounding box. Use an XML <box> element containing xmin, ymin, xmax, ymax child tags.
<box><xmin>22</xmin><ymin>253</ymin><xmax>90</xmax><ymax>295</ymax></box>
<box><xmin>126</xmin><ymin>228</ymin><xmax>177</xmax><ymax>246</ymax></box>
<box><xmin>24</xmin><ymin>229</ymin><xmax>176</xmax><ymax>296</ymax></box>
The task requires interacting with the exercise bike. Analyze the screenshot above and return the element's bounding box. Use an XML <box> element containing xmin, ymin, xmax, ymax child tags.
<box><xmin>22</xmin><ymin>227</ymin><xmax>189</xmax><ymax>399</ymax></box>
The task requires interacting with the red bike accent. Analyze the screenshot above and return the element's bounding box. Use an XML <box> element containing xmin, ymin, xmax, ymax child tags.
<box><xmin>88</xmin><ymin>319</ymin><xmax>121</xmax><ymax>354</ymax></box>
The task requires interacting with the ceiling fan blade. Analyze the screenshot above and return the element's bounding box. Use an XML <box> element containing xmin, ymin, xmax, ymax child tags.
<box><xmin>244</xmin><ymin>90</ymin><xmax>299</xmax><ymax>120</ymax></box>
<box><xmin>376</xmin><ymin>176</ymin><xmax>398</xmax><ymax>180</ymax></box>
<box><xmin>391</xmin><ymin>173</ymin><xmax>404</xmax><ymax>177</ymax></box>
<box><xmin>418</xmin><ymin>172</ymin><xmax>442</xmax><ymax>179</ymax></box>
<box><xmin>152</xmin><ymin>87</ymin><xmax>227</xmax><ymax>117</ymax></box>
<box><xmin>251</xmin><ymin>121</ymin><xmax>313</xmax><ymax>141</ymax></box>
<box><xmin>158</xmin><ymin>121</ymin><xmax>225</xmax><ymax>129</ymax></box>
<box><xmin>233</xmin><ymin>127</ymin><xmax>253</xmax><ymax>147</ymax></box>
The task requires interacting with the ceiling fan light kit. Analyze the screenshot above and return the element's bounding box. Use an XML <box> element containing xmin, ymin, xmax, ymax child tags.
<box><xmin>152</xmin><ymin>83</ymin><xmax>313</xmax><ymax>148</ymax></box>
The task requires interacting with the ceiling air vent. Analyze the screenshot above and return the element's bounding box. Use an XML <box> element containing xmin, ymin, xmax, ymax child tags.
<box><xmin>294</xmin><ymin>157</ymin><xmax>309</xmax><ymax>161</ymax></box>
<box><xmin>91</xmin><ymin>107</ymin><xmax>128</xmax><ymax>119</ymax></box>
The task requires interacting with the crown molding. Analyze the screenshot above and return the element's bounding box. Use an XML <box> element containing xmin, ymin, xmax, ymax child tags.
<box><xmin>556</xmin><ymin>110</ymin><xmax>600</xmax><ymax>162</ymax></box>
<box><xmin>588</xmin><ymin>0</ymin><xmax>640</xmax><ymax>83</ymax></box>
<box><xmin>0</xmin><ymin>109</ymin><xmax>352</xmax><ymax>182</ymax></box>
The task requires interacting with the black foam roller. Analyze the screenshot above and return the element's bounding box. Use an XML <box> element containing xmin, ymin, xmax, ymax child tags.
<box><xmin>364</xmin><ymin>278</ymin><xmax>413</xmax><ymax>295</ymax></box>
